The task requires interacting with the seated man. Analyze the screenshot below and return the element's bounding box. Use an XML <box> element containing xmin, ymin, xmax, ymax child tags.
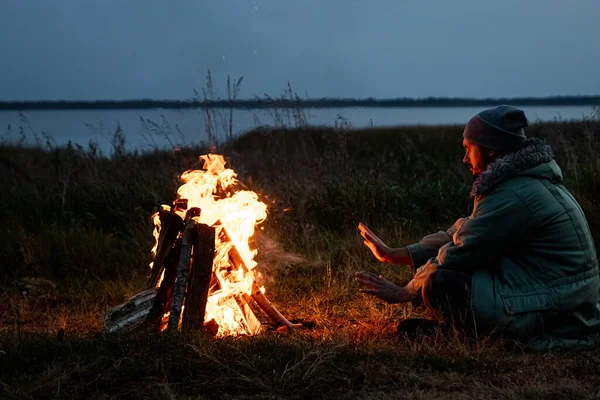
<box><xmin>355</xmin><ymin>105</ymin><xmax>600</xmax><ymax>350</ymax></box>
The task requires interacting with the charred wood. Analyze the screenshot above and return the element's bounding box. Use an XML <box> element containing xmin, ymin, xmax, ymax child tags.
<box><xmin>147</xmin><ymin>210</ymin><xmax>184</xmax><ymax>289</ymax></box>
<box><xmin>182</xmin><ymin>223</ymin><xmax>216</xmax><ymax>332</ymax></box>
<box><xmin>167</xmin><ymin>219</ymin><xmax>196</xmax><ymax>331</ymax></box>
<box><xmin>146</xmin><ymin>240</ymin><xmax>181</xmax><ymax>328</ymax></box>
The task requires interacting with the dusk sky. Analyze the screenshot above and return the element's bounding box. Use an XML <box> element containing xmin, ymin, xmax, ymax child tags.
<box><xmin>1</xmin><ymin>0</ymin><xmax>599</xmax><ymax>101</ymax></box>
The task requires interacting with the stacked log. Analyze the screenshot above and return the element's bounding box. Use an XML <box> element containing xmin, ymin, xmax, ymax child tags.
<box><xmin>103</xmin><ymin>204</ymin><xmax>297</xmax><ymax>335</ymax></box>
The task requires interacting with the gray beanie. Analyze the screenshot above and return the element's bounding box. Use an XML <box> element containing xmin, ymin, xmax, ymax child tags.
<box><xmin>463</xmin><ymin>105</ymin><xmax>528</xmax><ymax>152</ymax></box>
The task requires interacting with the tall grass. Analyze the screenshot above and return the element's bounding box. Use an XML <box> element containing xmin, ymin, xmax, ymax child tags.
<box><xmin>1</xmin><ymin>119</ymin><xmax>598</xmax><ymax>283</ymax></box>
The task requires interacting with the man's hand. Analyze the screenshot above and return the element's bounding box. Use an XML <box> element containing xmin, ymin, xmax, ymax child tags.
<box><xmin>358</xmin><ymin>223</ymin><xmax>393</xmax><ymax>263</ymax></box>
<box><xmin>354</xmin><ymin>271</ymin><xmax>417</xmax><ymax>303</ymax></box>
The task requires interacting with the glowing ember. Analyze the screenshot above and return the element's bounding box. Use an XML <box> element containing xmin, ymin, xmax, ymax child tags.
<box><xmin>149</xmin><ymin>154</ymin><xmax>268</xmax><ymax>336</ymax></box>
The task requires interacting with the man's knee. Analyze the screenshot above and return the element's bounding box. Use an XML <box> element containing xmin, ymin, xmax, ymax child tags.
<box><xmin>422</xmin><ymin>269</ymin><xmax>471</xmax><ymax>311</ymax></box>
<box><xmin>422</xmin><ymin>269</ymin><xmax>446</xmax><ymax>310</ymax></box>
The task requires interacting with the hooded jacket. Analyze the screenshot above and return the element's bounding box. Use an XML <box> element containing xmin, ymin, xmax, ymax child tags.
<box><xmin>407</xmin><ymin>138</ymin><xmax>600</xmax><ymax>350</ymax></box>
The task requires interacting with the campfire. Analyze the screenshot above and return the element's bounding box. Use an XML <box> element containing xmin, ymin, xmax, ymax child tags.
<box><xmin>104</xmin><ymin>154</ymin><xmax>298</xmax><ymax>336</ymax></box>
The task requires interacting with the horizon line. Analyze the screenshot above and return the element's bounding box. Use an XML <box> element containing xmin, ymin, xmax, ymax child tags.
<box><xmin>1</xmin><ymin>95</ymin><xmax>599</xmax><ymax>110</ymax></box>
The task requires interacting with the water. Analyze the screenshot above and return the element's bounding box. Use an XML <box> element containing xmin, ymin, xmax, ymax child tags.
<box><xmin>0</xmin><ymin>105</ymin><xmax>596</xmax><ymax>154</ymax></box>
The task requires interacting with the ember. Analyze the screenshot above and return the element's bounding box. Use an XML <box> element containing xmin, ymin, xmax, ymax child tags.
<box><xmin>104</xmin><ymin>154</ymin><xmax>298</xmax><ymax>336</ymax></box>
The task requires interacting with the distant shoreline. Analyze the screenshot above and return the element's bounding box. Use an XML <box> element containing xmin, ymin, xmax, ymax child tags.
<box><xmin>1</xmin><ymin>96</ymin><xmax>599</xmax><ymax>110</ymax></box>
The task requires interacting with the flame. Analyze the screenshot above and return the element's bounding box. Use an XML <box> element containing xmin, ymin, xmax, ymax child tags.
<box><xmin>150</xmin><ymin>154</ymin><xmax>267</xmax><ymax>336</ymax></box>
<box><xmin>148</xmin><ymin>211</ymin><xmax>162</xmax><ymax>270</ymax></box>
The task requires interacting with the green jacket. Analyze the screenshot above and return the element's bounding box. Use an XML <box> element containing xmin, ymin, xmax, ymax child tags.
<box><xmin>407</xmin><ymin>138</ymin><xmax>600</xmax><ymax>350</ymax></box>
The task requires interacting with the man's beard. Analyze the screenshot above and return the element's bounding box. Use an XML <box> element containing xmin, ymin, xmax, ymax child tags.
<box><xmin>465</xmin><ymin>164</ymin><xmax>480</xmax><ymax>181</ymax></box>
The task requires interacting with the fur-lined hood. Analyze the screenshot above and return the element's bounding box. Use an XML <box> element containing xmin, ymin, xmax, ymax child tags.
<box><xmin>471</xmin><ymin>138</ymin><xmax>557</xmax><ymax>197</ymax></box>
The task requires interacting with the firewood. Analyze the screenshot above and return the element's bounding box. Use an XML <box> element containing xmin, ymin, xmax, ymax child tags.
<box><xmin>217</xmin><ymin>295</ymin><xmax>263</xmax><ymax>335</ymax></box>
<box><xmin>220</xmin><ymin>224</ymin><xmax>300</xmax><ymax>330</ymax></box>
<box><xmin>104</xmin><ymin>288</ymin><xmax>158</xmax><ymax>333</ymax></box>
<box><xmin>182</xmin><ymin>223</ymin><xmax>216</xmax><ymax>331</ymax></box>
<box><xmin>250</xmin><ymin>283</ymin><xmax>301</xmax><ymax>330</ymax></box>
<box><xmin>147</xmin><ymin>210</ymin><xmax>184</xmax><ymax>289</ymax></box>
<box><xmin>167</xmin><ymin>219</ymin><xmax>196</xmax><ymax>331</ymax></box>
<box><xmin>185</xmin><ymin>207</ymin><xmax>201</xmax><ymax>219</ymax></box>
<box><xmin>146</xmin><ymin>239</ymin><xmax>181</xmax><ymax>328</ymax></box>
<box><xmin>239</xmin><ymin>293</ymin><xmax>263</xmax><ymax>335</ymax></box>
<box><xmin>173</xmin><ymin>198</ymin><xmax>188</xmax><ymax>214</ymax></box>
<box><xmin>204</xmin><ymin>318</ymin><xmax>219</xmax><ymax>336</ymax></box>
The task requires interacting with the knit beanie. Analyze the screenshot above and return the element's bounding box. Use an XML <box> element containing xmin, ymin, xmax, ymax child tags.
<box><xmin>463</xmin><ymin>105</ymin><xmax>528</xmax><ymax>152</ymax></box>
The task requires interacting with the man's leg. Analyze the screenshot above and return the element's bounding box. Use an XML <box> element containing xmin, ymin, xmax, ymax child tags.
<box><xmin>422</xmin><ymin>269</ymin><xmax>473</xmax><ymax>331</ymax></box>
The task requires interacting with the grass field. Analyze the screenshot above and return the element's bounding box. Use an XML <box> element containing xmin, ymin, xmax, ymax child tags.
<box><xmin>1</xmin><ymin>120</ymin><xmax>600</xmax><ymax>399</ymax></box>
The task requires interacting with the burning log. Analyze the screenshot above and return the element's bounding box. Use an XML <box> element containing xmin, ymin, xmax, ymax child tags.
<box><xmin>222</xmin><ymin>224</ymin><xmax>301</xmax><ymax>330</ymax></box>
<box><xmin>146</xmin><ymin>240</ymin><xmax>181</xmax><ymax>328</ymax></box>
<box><xmin>147</xmin><ymin>210</ymin><xmax>184</xmax><ymax>289</ymax></box>
<box><xmin>167</xmin><ymin>217</ymin><xmax>197</xmax><ymax>331</ymax></box>
<box><xmin>251</xmin><ymin>285</ymin><xmax>300</xmax><ymax>331</ymax></box>
<box><xmin>239</xmin><ymin>293</ymin><xmax>264</xmax><ymax>335</ymax></box>
<box><xmin>182</xmin><ymin>223</ymin><xmax>216</xmax><ymax>331</ymax></box>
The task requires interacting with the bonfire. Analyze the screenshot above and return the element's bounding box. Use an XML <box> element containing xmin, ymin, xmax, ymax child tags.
<box><xmin>104</xmin><ymin>154</ymin><xmax>297</xmax><ymax>336</ymax></box>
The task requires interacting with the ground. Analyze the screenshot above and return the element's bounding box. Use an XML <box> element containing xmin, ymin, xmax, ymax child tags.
<box><xmin>1</xmin><ymin>121</ymin><xmax>600</xmax><ymax>399</ymax></box>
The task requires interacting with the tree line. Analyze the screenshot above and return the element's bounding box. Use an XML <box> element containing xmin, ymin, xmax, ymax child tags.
<box><xmin>1</xmin><ymin>95</ymin><xmax>599</xmax><ymax>110</ymax></box>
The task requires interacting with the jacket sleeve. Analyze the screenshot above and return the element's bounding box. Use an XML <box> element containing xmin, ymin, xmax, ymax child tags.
<box><xmin>405</xmin><ymin>217</ymin><xmax>468</xmax><ymax>268</ymax></box>
<box><xmin>434</xmin><ymin>187</ymin><xmax>531</xmax><ymax>273</ymax></box>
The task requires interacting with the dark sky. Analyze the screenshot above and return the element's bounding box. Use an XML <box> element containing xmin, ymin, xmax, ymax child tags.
<box><xmin>1</xmin><ymin>0</ymin><xmax>599</xmax><ymax>101</ymax></box>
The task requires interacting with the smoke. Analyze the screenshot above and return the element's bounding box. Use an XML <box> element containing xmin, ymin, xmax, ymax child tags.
<box><xmin>253</xmin><ymin>232</ymin><xmax>306</xmax><ymax>274</ymax></box>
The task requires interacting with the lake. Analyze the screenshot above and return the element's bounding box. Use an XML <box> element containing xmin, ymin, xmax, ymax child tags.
<box><xmin>1</xmin><ymin>105</ymin><xmax>597</xmax><ymax>153</ymax></box>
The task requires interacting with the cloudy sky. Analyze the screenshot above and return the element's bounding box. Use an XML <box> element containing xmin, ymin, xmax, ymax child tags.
<box><xmin>1</xmin><ymin>0</ymin><xmax>599</xmax><ymax>101</ymax></box>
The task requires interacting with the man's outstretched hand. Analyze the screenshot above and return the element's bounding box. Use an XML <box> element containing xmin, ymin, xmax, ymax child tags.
<box><xmin>358</xmin><ymin>223</ymin><xmax>393</xmax><ymax>263</ymax></box>
<box><xmin>354</xmin><ymin>271</ymin><xmax>417</xmax><ymax>304</ymax></box>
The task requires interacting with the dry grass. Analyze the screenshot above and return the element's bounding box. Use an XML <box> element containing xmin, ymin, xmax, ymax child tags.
<box><xmin>1</xmin><ymin>121</ymin><xmax>600</xmax><ymax>399</ymax></box>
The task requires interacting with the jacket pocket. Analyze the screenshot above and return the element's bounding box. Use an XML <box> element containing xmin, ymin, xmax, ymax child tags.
<box><xmin>501</xmin><ymin>292</ymin><xmax>553</xmax><ymax>315</ymax></box>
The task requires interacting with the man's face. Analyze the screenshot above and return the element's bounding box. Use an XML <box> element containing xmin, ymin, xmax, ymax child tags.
<box><xmin>462</xmin><ymin>138</ymin><xmax>494</xmax><ymax>176</ymax></box>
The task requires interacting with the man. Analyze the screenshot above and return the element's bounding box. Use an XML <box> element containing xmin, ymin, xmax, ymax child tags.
<box><xmin>355</xmin><ymin>105</ymin><xmax>600</xmax><ymax>350</ymax></box>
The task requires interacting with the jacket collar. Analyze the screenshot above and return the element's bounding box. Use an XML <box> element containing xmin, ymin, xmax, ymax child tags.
<box><xmin>471</xmin><ymin>138</ymin><xmax>555</xmax><ymax>197</ymax></box>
